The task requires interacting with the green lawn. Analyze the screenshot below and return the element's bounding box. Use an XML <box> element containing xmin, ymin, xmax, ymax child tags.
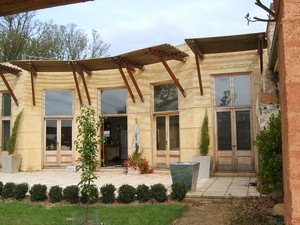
<box><xmin>0</xmin><ymin>201</ymin><xmax>188</xmax><ymax>225</ymax></box>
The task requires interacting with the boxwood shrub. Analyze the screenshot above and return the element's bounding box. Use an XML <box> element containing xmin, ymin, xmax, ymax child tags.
<box><xmin>2</xmin><ymin>182</ymin><xmax>16</xmax><ymax>199</ymax></box>
<box><xmin>100</xmin><ymin>184</ymin><xmax>116</xmax><ymax>204</ymax></box>
<box><xmin>49</xmin><ymin>185</ymin><xmax>63</xmax><ymax>203</ymax></box>
<box><xmin>150</xmin><ymin>183</ymin><xmax>167</xmax><ymax>202</ymax></box>
<box><xmin>63</xmin><ymin>185</ymin><xmax>79</xmax><ymax>204</ymax></box>
<box><xmin>136</xmin><ymin>184</ymin><xmax>150</xmax><ymax>202</ymax></box>
<box><xmin>81</xmin><ymin>185</ymin><xmax>99</xmax><ymax>204</ymax></box>
<box><xmin>171</xmin><ymin>182</ymin><xmax>188</xmax><ymax>201</ymax></box>
<box><xmin>0</xmin><ymin>181</ymin><xmax>3</xmax><ymax>195</ymax></box>
<box><xmin>118</xmin><ymin>184</ymin><xmax>136</xmax><ymax>203</ymax></box>
<box><xmin>29</xmin><ymin>184</ymin><xmax>47</xmax><ymax>201</ymax></box>
<box><xmin>13</xmin><ymin>183</ymin><xmax>29</xmax><ymax>200</ymax></box>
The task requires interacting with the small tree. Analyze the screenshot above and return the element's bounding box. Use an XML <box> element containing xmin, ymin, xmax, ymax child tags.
<box><xmin>7</xmin><ymin>109</ymin><xmax>23</xmax><ymax>155</ymax></box>
<box><xmin>200</xmin><ymin>110</ymin><xmax>210</xmax><ymax>156</ymax></box>
<box><xmin>74</xmin><ymin>105</ymin><xmax>105</xmax><ymax>224</ymax></box>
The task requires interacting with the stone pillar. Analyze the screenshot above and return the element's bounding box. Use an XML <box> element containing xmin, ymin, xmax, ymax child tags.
<box><xmin>275</xmin><ymin>0</ymin><xmax>300</xmax><ymax>224</ymax></box>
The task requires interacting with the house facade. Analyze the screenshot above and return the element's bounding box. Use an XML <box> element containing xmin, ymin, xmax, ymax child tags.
<box><xmin>0</xmin><ymin>33</ymin><xmax>266</xmax><ymax>173</ymax></box>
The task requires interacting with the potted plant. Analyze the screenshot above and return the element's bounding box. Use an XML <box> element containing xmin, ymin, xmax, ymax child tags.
<box><xmin>193</xmin><ymin>109</ymin><xmax>212</xmax><ymax>178</ymax></box>
<box><xmin>0</xmin><ymin>109</ymin><xmax>23</xmax><ymax>173</ymax></box>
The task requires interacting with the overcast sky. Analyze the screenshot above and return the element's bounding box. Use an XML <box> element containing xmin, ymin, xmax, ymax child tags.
<box><xmin>35</xmin><ymin>0</ymin><xmax>273</xmax><ymax>56</ymax></box>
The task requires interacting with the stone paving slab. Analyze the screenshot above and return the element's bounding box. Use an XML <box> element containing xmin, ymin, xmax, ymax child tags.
<box><xmin>0</xmin><ymin>172</ymin><xmax>263</xmax><ymax>198</ymax></box>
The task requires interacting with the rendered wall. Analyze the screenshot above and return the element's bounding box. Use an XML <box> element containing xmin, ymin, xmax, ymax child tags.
<box><xmin>0</xmin><ymin>43</ymin><xmax>263</xmax><ymax>172</ymax></box>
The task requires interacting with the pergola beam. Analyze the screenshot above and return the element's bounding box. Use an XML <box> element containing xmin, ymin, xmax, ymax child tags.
<box><xmin>77</xmin><ymin>67</ymin><xmax>91</xmax><ymax>105</ymax></box>
<box><xmin>0</xmin><ymin>70</ymin><xmax>19</xmax><ymax>106</ymax></box>
<box><xmin>258</xmin><ymin>33</ymin><xmax>264</xmax><ymax>74</ymax></box>
<box><xmin>125</xmin><ymin>63</ymin><xmax>144</xmax><ymax>102</ymax></box>
<box><xmin>74</xmin><ymin>61</ymin><xmax>92</xmax><ymax>75</ymax></box>
<box><xmin>117</xmin><ymin>64</ymin><xmax>135</xmax><ymax>103</ymax></box>
<box><xmin>28</xmin><ymin>62</ymin><xmax>37</xmax><ymax>106</ymax></box>
<box><xmin>111</xmin><ymin>56</ymin><xmax>144</xmax><ymax>70</ymax></box>
<box><xmin>68</xmin><ymin>62</ymin><xmax>83</xmax><ymax>105</ymax></box>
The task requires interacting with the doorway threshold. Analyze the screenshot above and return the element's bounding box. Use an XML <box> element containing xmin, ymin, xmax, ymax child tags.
<box><xmin>212</xmin><ymin>171</ymin><xmax>256</xmax><ymax>177</ymax></box>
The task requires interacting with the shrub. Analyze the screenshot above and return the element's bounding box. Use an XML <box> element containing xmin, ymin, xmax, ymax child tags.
<box><xmin>13</xmin><ymin>183</ymin><xmax>29</xmax><ymax>200</ymax></box>
<box><xmin>81</xmin><ymin>185</ymin><xmax>99</xmax><ymax>204</ymax></box>
<box><xmin>63</xmin><ymin>185</ymin><xmax>79</xmax><ymax>204</ymax></box>
<box><xmin>100</xmin><ymin>184</ymin><xmax>116</xmax><ymax>204</ymax></box>
<box><xmin>254</xmin><ymin>112</ymin><xmax>282</xmax><ymax>193</ymax></box>
<box><xmin>49</xmin><ymin>185</ymin><xmax>63</xmax><ymax>203</ymax></box>
<box><xmin>118</xmin><ymin>184</ymin><xmax>136</xmax><ymax>203</ymax></box>
<box><xmin>136</xmin><ymin>184</ymin><xmax>150</xmax><ymax>202</ymax></box>
<box><xmin>7</xmin><ymin>109</ymin><xmax>23</xmax><ymax>155</ymax></box>
<box><xmin>200</xmin><ymin>109</ymin><xmax>210</xmax><ymax>156</ymax></box>
<box><xmin>2</xmin><ymin>182</ymin><xmax>16</xmax><ymax>198</ymax></box>
<box><xmin>29</xmin><ymin>184</ymin><xmax>47</xmax><ymax>201</ymax></box>
<box><xmin>171</xmin><ymin>182</ymin><xmax>188</xmax><ymax>201</ymax></box>
<box><xmin>150</xmin><ymin>183</ymin><xmax>167</xmax><ymax>202</ymax></box>
<box><xmin>0</xmin><ymin>181</ymin><xmax>3</xmax><ymax>195</ymax></box>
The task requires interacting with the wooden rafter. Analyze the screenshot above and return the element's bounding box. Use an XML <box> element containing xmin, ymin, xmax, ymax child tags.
<box><xmin>186</xmin><ymin>40</ymin><xmax>204</xmax><ymax>95</ymax></box>
<box><xmin>68</xmin><ymin>62</ymin><xmax>83</xmax><ymax>105</ymax></box>
<box><xmin>258</xmin><ymin>33</ymin><xmax>264</xmax><ymax>74</ymax></box>
<box><xmin>124</xmin><ymin>64</ymin><xmax>144</xmax><ymax>102</ymax></box>
<box><xmin>145</xmin><ymin>49</ymin><xmax>186</xmax><ymax>97</ymax></box>
<box><xmin>77</xmin><ymin>66</ymin><xmax>91</xmax><ymax>105</ymax></box>
<box><xmin>0</xmin><ymin>70</ymin><xmax>19</xmax><ymax>106</ymax></box>
<box><xmin>111</xmin><ymin>56</ymin><xmax>144</xmax><ymax>70</ymax></box>
<box><xmin>117</xmin><ymin>64</ymin><xmax>135</xmax><ymax>103</ymax></box>
<box><xmin>0</xmin><ymin>64</ymin><xmax>21</xmax><ymax>76</ymax></box>
<box><xmin>28</xmin><ymin>62</ymin><xmax>37</xmax><ymax>106</ymax></box>
<box><xmin>74</xmin><ymin>61</ymin><xmax>92</xmax><ymax>75</ymax></box>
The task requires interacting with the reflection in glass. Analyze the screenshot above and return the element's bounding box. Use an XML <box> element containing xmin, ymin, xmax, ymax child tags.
<box><xmin>169</xmin><ymin>115</ymin><xmax>180</xmax><ymax>150</ymax></box>
<box><xmin>2</xmin><ymin>93</ymin><xmax>11</xmax><ymax>117</ymax></box>
<box><xmin>154</xmin><ymin>83</ymin><xmax>178</xmax><ymax>112</ymax></box>
<box><xmin>46</xmin><ymin>120</ymin><xmax>57</xmax><ymax>151</ymax></box>
<box><xmin>156</xmin><ymin>117</ymin><xmax>166</xmax><ymax>150</ymax></box>
<box><xmin>215</xmin><ymin>77</ymin><xmax>231</xmax><ymax>107</ymax></box>
<box><xmin>61</xmin><ymin>120</ymin><xmax>72</xmax><ymax>151</ymax></box>
<box><xmin>45</xmin><ymin>92</ymin><xmax>72</xmax><ymax>116</ymax></box>
<box><xmin>217</xmin><ymin>112</ymin><xmax>232</xmax><ymax>150</ymax></box>
<box><xmin>234</xmin><ymin>75</ymin><xmax>250</xmax><ymax>106</ymax></box>
<box><xmin>236</xmin><ymin>111</ymin><xmax>251</xmax><ymax>150</ymax></box>
<box><xmin>2</xmin><ymin>120</ymin><xmax>10</xmax><ymax>150</ymax></box>
<box><xmin>101</xmin><ymin>89</ymin><xmax>126</xmax><ymax>114</ymax></box>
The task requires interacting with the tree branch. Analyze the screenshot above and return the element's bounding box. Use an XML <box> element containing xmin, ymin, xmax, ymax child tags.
<box><xmin>255</xmin><ymin>0</ymin><xmax>275</xmax><ymax>17</ymax></box>
<box><xmin>253</xmin><ymin>17</ymin><xmax>276</xmax><ymax>22</ymax></box>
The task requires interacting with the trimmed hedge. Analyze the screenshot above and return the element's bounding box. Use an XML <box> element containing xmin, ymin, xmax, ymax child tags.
<box><xmin>136</xmin><ymin>184</ymin><xmax>150</xmax><ymax>202</ymax></box>
<box><xmin>63</xmin><ymin>185</ymin><xmax>79</xmax><ymax>204</ymax></box>
<box><xmin>2</xmin><ymin>182</ymin><xmax>16</xmax><ymax>199</ymax></box>
<box><xmin>118</xmin><ymin>184</ymin><xmax>136</xmax><ymax>203</ymax></box>
<box><xmin>49</xmin><ymin>185</ymin><xmax>63</xmax><ymax>203</ymax></box>
<box><xmin>171</xmin><ymin>182</ymin><xmax>188</xmax><ymax>201</ymax></box>
<box><xmin>13</xmin><ymin>183</ymin><xmax>29</xmax><ymax>200</ymax></box>
<box><xmin>100</xmin><ymin>184</ymin><xmax>116</xmax><ymax>204</ymax></box>
<box><xmin>150</xmin><ymin>183</ymin><xmax>167</xmax><ymax>202</ymax></box>
<box><xmin>29</xmin><ymin>184</ymin><xmax>47</xmax><ymax>201</ymax></box>
<box><xmin>81</xmin><ymin>185</ymin><xmax>99</xmax><ymax>204</ymax></box>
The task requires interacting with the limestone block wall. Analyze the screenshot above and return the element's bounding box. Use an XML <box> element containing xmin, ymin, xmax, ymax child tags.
<box><xmin>0</xmin><ymin>42</ymin><xmax>263</xmax><ymax>172</ymax></box>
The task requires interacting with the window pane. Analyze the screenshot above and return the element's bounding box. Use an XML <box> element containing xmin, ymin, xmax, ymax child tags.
<box><xmin>156</xmin><ymin>117</ymin><xmax>166</xmax><ymax>150</ymax></box>
<box><xmin>169</xmin><ymin>115</ymin><xmax>180</xmax><ymax>150</ymax></box>
<box><xmin>234</xmin><ymin>75</ymin><xmax>250</xmax><ymax>106</ymax></box>
<box><xmin>61</xmin><ymin>120</ymin><xmax>72</xmax><ymax>151</ymax></box>
<box><xmin>215</xmin><ymin>77</ymin><xmax>231</xmax><ymax>107</ymax></box>
<box><xmin>236</xmin><ymin>111</ymin><xmax>251</xmax><ymax>150</ymax></box>
<box><xmin>46</xmin><ymin>120</ymin><xmax>57</xmax><ymax>151</ymax></box>
<box><xmin>45</xmin><ymin>92</ymin><xmax>72</xmax><ymax>116</ymax></box>
<box><xmin>2</xmin><ymin>120</ymin><xmax>10</xmax><ymax>150</ymax></box>
<box><xmin>2</xmin><ymin>93</ymin><xmax>11</xmax><ymax>116</ymax></box>
<box><xmin>101</xmin><ymin>89</ymin><xmax>126</xmax><ymax>114</ymax></box>
<box><xmin>217</xmin><ymin>112</ymin><xmax>232</xmax><ymax>150</ymax></box>
<box><xmin>154</xmin><ymin>83</ymin><xmax>178</xmax><ymax>112</ymax></box>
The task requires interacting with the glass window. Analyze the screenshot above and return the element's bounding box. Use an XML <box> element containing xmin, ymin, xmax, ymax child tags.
<box><xmin>61</xmin><ymin>120</ymin><xmax>72</xmax><ymax>151</ymax></box>
<box><xmin>2</xmin><ymin>120</ymin><xmax>10</xmax><ymax>150</ymax></box>
<box><xmin>46</xmin><ymin>120</ymin><xmax>57</xmax><ymax>151</ymax></box>
<box><xmin>2</xmin><ymin>93</ymin><xmax>11</xmax><ymax>117</ymax></box>
<box><xmin>154</xmin><ymin>83</ymin><xmax>178</xmax><ymax>112</ymax></box>
<box><xmin>156</xmin><ymin>117</ymin><xmax>166</xmax><ymax>150</ymax></box>
<box><xmin>217</xmin><ymin>111</ymin><xmax>232</xmax><ymax>150</ymax></box>
<box><xmin>169</xmin><ymin>115</ymin><xmax>180</xmax><ymax>151</ymax></box>
<box><xmin>215</xmin><ymin>77</ymin><xmax>231</xmax><ymax>107</ymax></box>
<box><xmin>233</xmin><ymin>75</ymin><xmax>250</xmax><ymax>106</ymax></box>
<box><xmin>236</xmin><ymin>111</ymin><xmax>251</xmax><ymax>150</ymax></box>
<box><xmin>101</xmin><ymin>89</ymin><xmax>126</xmax><ymax>114</ymax></box>
<box><xmin>45</xmin><ymin>91</ymin><xmax>72</xmax><ymax>116</ymax></box>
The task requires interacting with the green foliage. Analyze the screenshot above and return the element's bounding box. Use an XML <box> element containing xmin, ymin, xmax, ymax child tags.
<box><xmin>100</xmin><ymin>184</ymin><xmax>116</xmax><ymax>204</ymax></box>
<box><xmin>118</xmin><ymin>184</ymin><xmax>136</xmax><ymax>203</ymax></box>
<box><xmin>254</xmin><ymin>112</ymin><xmax>282</xmax><ymax>193</ymax></box>
<box><xmin>29</xmin><ymin>184</ymin><xmax>47</xmax><ymax>201</ymax></box>
<box><xmin>150</xmin><ymin>183</ymin><xmax>167</xmax><ymax>202</ymax></box>
<box><xmin>171</xmin><ymin>182</ymin><xmax>188</xmax><ymax>201</ymax></box>
<box><xmin>75</xmin><ymin>105</ymin><xmax>105</xmax><ymax>200</ymax></box>
<box><xmin>81</xmin><ymin>185</ymin><xmax>99</xmax><ymax>204</ymax></box>
<box><xmin>2</xmin><ymin>182</ymin><xmax>15</xmax><ymax>198</ymax></box>
<box><xmin>48</xmin><ymin>185</ymin><xmax>63</xmax><ymax>203</ymax></box>
<box><xmin>63</xmin><ymin>185</ymin><xmax>79</xmax><ymax>204</ymax></box>
<box><xmin>136</xmin><ymin>184</ymin><xmax>150</xmax><ymax>202</ymax></box>
<box><xmin>7</xmin><ymin>109</ymin><xmax>23</xmax><ymax>154</ymax></box>
<box><xmin>0</xmin><ymin>181</ymin><xmax>3</xmax><ymax>195</ymax></box>
<box><xmin>200</xmin><ymin>109</ymin><xmax>210</xmax><ymax>156</ymax></box>
<box><xmin>13</xmin><ymin>183</ymin><xmax>29</xmax><ymax>200</ymax></box>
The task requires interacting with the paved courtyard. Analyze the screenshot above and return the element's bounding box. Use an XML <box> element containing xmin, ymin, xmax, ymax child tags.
<box><xmin>0</xmin><ymin>171</ymin><xmax>262</xmax><ymax>198</ymax></box>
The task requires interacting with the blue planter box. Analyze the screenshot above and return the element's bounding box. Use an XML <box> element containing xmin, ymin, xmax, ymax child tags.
<box><xmin>169</xmin><ymin>162</ymin><xmax>200</xmax><ymax>192</ymax></box>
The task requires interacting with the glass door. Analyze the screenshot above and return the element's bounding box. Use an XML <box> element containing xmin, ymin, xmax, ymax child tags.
<box><xmin>154</xmin><ymin>114</ymin><xmax>180</xmax><ymax>168</ymax></box>
<box><xmin>214</xmin><ymin>75</ymin><xmax>253</xmax><ymax>172</ymax></box>
<box><xmin>44</xmin><ymin>119</ymin><xmax>72</xmax><ymax>167</ymax></box>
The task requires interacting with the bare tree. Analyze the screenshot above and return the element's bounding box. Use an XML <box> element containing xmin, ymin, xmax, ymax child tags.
<box><xmin>245</xmin><ymin>0</ymin><xmax>276</xmax><ymax>25</ymax></box>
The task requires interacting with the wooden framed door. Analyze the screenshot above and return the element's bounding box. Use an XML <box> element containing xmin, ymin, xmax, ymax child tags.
<box><xmin>154</xmin><ymin>114</ymin><xmax>180</xmax><ymax>168</ymax></box>
<box><xmin>44</xmin><ymin>119</ymin><xmax>73</xmax><ymax>167</ymax></box>
<box><xmin>213</xmin><ymin>74</ymin><xmax>254</xmax><ymax>172</ymax></box>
